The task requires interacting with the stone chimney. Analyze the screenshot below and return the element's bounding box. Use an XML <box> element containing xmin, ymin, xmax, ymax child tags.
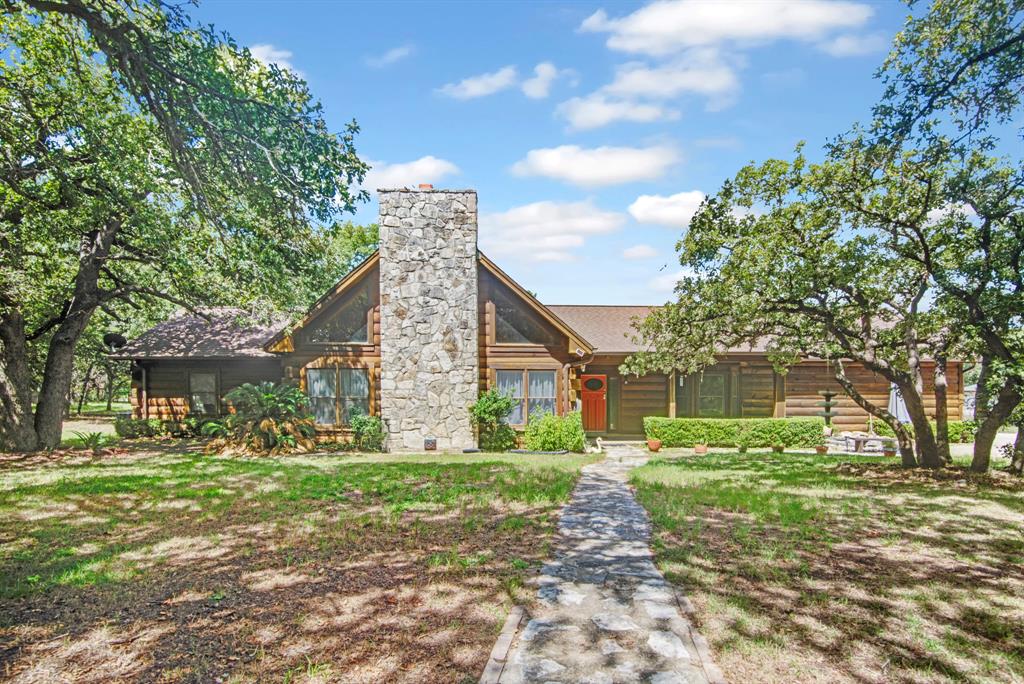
<box><xmin>377</xmin><ymin>188</ymin><xmax>479</xmax><ymax>451</ymax></box>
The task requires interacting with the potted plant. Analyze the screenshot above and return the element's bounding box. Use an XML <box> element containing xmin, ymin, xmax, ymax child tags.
<box><xmin>814</xmin><ymin>431</ymin><xmax>829</xmax><ymax>455</ymax></box>
<box><xmin>771</xmin><ymin>444</ymin><xmax>785</xmax><ymax>454</ymax></box>
<box><xmin>647</xmin><ymin>438</ymin><xmax>662</xmax><ymax>452</ymax></box>
<box><xmin>694</xmin><ymin>443</ymin><xmax>709</xmax><ymax>455</ymax></box>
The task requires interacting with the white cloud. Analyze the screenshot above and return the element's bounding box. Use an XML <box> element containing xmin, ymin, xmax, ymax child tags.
<box><xmin>817</xmin><ymin>32</ymin><xmax>889</xmax><ymax>57</ymax></box>
<box><xmin>521</xmin><ymin>62</ymin><xmax>576</xmax><ymax>99</ymax></box>
<box><xmin>511</xmin><ymin>145</ymin><xmax>679</xmax><ymax>187</ymax></box>
<box><xmin>623</xmin><ymin>244</ymin><xmax>659</xmax><ymax>260</ymax></box>
<box><xmin>365</xmin><ymin>44</ymin><xmax>415</xmax><ymax>68</ymax></box>
<box><xmin>438</xmin><ymin>66</ymin><xmax>518</xmax><ymax>99</ymax></box>
<box><xmin>364</xmin><ymin>156</ymin><xmax>459</xmax><ymax>190</ymax></box>
<box><xmin>249</xmin><ymin>43</ymin><xmax>301</xmax><ymax>75</ymax></box>
<box><xmin>480</xmin><ymin>200</ymin><xmax>626</xmax><ymax>262</ymax></box>
<box><xmin>556</xmin><ymin>93</ymin><xmax>679</xmax><ymax>130</ymax></box>
<box><xmin>581</xmin><ymin>0</ymin><xmax>874</xmax><ymax>56</ymax></box>
<box><xmin>629</xmin><ymin>190</ymin><xmax>705</xmax><ymax>227</ymax></box>
<box><xmin>604</xmin><ymin>50</ymin><xmax>739</xmax><ymax>107</ymax></box>
<box><xmin>648</xmin><ymin>268</ymin><xmax>695</xmax><ymax>293</ymax></box>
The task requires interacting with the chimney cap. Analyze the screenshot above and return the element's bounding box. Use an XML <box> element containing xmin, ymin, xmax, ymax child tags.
<box><xmin>418</xmin><ymin>183</ymin><xmax>433</xmax><ymax>190</ymax></box>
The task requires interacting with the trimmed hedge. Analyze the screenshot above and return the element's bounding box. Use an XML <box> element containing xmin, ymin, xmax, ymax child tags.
<box><xmin>872</xmin><ymin>419</ymin><xmax>977</xmax><ymax>443</ymax></box>
<box><xmin>643</xmin><ymin>416</ymin><xmax>825</xmax><ymax>448</ymax></box>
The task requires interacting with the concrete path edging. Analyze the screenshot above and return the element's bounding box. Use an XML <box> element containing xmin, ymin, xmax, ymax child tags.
<box><xmin>480</xmin><ymin>605</ymin><xmax>526</xmax><ymax>684</ymax></box>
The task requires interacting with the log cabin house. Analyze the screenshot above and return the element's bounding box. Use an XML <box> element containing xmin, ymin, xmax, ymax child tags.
<box><xmin>115</xmin><ymin>187</ymin><xmax>963</xmax><ymax>451</ymax></box>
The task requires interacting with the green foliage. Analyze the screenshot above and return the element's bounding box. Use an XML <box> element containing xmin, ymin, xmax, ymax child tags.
<box><xmin>349</xmin><ymin>413</ymin><xmax>385</xmax><ymax>453</ymax></box>
<box><xmin>523</xmin><ymin>411</ymin><xmax>586</xmax><ymax>453</ymax></box>
<box><xmin>643</xmin><ymin>417</ymin><xmax>825</xmax><ymax>449</ymax></box>
<box><xmin>69</xmin><ymin>431</ymin><xmax>114</xmax><ymax>455</ymax></box>
<box><xmin>469</xmin><ymin>389</ymin><xmax>518</xmax><ymax>452</ymax></box>
<box><xmin>873</xmin><ymin>419</ymin><xmax>978</xmax><ymax>443</ymax></box>
<box><xmin>114</xmin><ymin>418</ymin><xmax>165</xmax><ymax>439</ymax></box>
<box><xmin>209</xmin><ymin>382</ymin><xmax>316</xmax><ymax>455</ymax></box>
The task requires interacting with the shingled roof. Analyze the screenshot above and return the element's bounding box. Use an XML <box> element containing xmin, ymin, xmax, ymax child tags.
<box><xmin>113</xmin><ymin>308</ymin><xmax>286</xmax><ymax>360</ymax></box>
<box><xmin>546</xmin><ymin>305</ymin><xmax>655</xmax><ymax>353</ymax></box>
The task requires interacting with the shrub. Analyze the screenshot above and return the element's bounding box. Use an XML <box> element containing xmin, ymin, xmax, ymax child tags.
<box><xmin>70</xmin><ymin>431</ymin><xmax>114</xmax><ymax>454</ymax></box>
<box><xmin>643</xmin><ymin>416</ymin><xmax>824</xmax><ymax>448</ymax></box>
<box><xmin>469</xmin><ymin>388</ymin><xmax>518</xmax><ymax>452</ymax></box>
<box><xmin>872</xmin><ymin>419</ymin><xmax>977</xmax><ymax>442</ymax></box>
<box><xmin>349</xmin><ymin>412</ymin><xmax>385</xmax><ymax>452</ymax></box>
<box><xmin>524</xmin><ymin>410</ymin><xmax>585</xmax><ymax>452</ymax></box>
<box><xmin>113</xmin><ymin>417</ymin><xmax>165</xmax><ymax>438</ymax></box>
<box><xmin>207</xmin><ymin>381</ymin><xmax>316</xmax><ymax>455</ymax></box>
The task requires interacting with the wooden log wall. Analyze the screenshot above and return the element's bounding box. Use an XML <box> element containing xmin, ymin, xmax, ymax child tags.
<box><xmin>130</xmin><ymin>358</ymin><xmax>283</xmax><ymax>420</ymax></box>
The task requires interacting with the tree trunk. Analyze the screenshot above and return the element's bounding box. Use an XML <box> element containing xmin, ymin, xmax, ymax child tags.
<box><xmin>896</xmin><ymin>378</ymin><xmax>942</xmax><ymax>468</ymax></box>
<box><xmin>0</xmin><ymin>310</ymin><xmax>39</xmax><ymax>452</ymax></box>
<box><xmin>974</xmin><ymin>355</ymin><xmax>992</xmax><ymax>425</ymax></box>
<box><xmin>104</xmin><ymin>365</ymin><xmax>116</xmax><ymax>412</ymax></box>
<box><xmin>934</xmin><ymin>355</ymin><xmax>951</xmax><ymax>464</ymax></box>
<box><xmin>34</xmin><ymin>224</ymin><xmax>119</xmax><ymax>449</ymax></box>
<box><xmin>834</xmin><ymin>360</ymin><xmax>916</xmax><ymax>466</ymax></box>
<box><xmin>972</xmin><ymin>380</ymin><xmax>1022</xmax><ymax>472</ymax></box>
<box><xmin>76</xmin><ymin>362</ymin><xmax>95</xmax><ymax>416</ymax></box>
<box><xmin>1009</xmin><ymin>424</ymin><xmax>1023</xmax><ymax>475</ymax></box>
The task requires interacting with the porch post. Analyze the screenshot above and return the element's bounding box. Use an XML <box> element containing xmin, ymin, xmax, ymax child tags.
<box><xmin>668</xmin><ymin>370</ymin><xmax>677</xmax><ymax>418</ymax></box>
<box><xmin>773</xmin><ymin>372</ymin><xmax>786</xmax><ymax>418</ymax></box>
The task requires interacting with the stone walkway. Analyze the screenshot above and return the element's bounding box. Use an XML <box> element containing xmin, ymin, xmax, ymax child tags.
<box><xmin>497</xmin><ymin>444</ymin><xmax>723</xmax><ymax>684</ymax></box>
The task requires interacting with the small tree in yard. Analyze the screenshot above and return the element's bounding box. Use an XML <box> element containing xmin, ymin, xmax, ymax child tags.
<box><xmin>469</xmin><ymin>389</ymin><xmax>517</xmax><ymax>452</ymax></box>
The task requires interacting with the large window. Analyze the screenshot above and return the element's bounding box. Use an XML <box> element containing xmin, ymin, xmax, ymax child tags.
<box><xmin>189</xmin><ymin>371</ymin><xmax>218</xmax><ymax>415</ymax></box>
<box><xmin>496</xmin><ymin>369</ymin><xmax>557</xmax><ymax>425</ymax></box>
<box><xmin>307</xmin><ymin>285</ymin><xmax>369</xmax><ymax>345</ymax></box>
<box><xmin>305</xmin><ymin>367</ymin><xmax>370</xmax><ymax>426</ymax></box>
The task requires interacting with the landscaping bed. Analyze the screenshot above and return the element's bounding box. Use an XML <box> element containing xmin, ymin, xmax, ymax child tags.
<box><xmin>631</xmin><ymin>452</ymin><xmax>1024</xmax><ymax>684</ymax></box>
<box><xmin>0</xmin><ymin>447</ymin><xmax>596</xmax><ymax>683</ymax></box>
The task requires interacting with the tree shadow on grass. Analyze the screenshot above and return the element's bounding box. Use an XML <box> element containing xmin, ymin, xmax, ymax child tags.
<box><xmin>634</xmin><ymin>454</ymin><xmax>1024</xmax><ymax>683</ymax></box>
<box><xmin>0</xmin><ymin>456</ymin><xmax>574</xmax><ymax>683</ymax></box>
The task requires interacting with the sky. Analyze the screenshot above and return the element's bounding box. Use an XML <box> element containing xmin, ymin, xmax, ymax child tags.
<box><xmin>190</xmin><ymin>0</ymin><xmax>912</xmax><ymax>305</ymax></box>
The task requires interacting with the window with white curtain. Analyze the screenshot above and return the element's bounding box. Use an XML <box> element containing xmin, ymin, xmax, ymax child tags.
<box><xmin>305</xmin><ymin>367</ymin><xmax>370</xmax><ymax>426</ymax></box>
<box><xmin>496</xmin><ymin>369</ymin><xmax>557</xmax><ymax>425</ymax></box>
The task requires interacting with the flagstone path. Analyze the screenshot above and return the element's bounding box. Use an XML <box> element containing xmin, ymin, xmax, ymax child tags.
<box><xmin>496</xmin><ymin>444</ymin><xmax>725</xmax><ymax>684</ymax></box>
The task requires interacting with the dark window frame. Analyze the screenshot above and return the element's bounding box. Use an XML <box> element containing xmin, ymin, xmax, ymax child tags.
<box><xmin>305</xmin><ymin>365</ymin><xmax>371</xmax><ymax>427</ymax></box>
<box><xmin>188</xmin><ymin>370</ymin><xmax>219</xmax><ymax>416</ymax></box>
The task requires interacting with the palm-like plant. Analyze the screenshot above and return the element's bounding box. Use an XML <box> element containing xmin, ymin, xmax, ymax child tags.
<box><xmin>206</xmin><ymin>382</ymin><xmax>317</xmax><ymax>455</ymax></box>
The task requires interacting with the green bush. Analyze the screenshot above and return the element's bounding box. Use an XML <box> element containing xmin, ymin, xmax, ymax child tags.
<box><xmin>70</xmin><ymin>430</ymin><xmax>115</xmax><ymax>454</ymax></box>
<box><xmin>469</xmin><ymin>388</ymin><xmax>518</xmax><ymax>452</ymax></box>
<box><xmin>207</xmin><ymin>381</ymin><xmax>316</xmax><ymax>455</ymax></box>
<box><xmin>524</xmin><ymin>410</ymin><xmax>585</xmax><ymax>452</ymax></box>
<box><xmin>643</xmin><ymin>416</ymin><xmax>824</xmax><ymax>448</ymax></box>
<box><xmin>872</xmin><ymin>419</ymin><xmax>977</xmax><ymax>442</ymax></box>
<box><xmin>349</xmin><ymin>412</ymin><xmax>385</xmax><ymax>452</ymax></box>
<box><xmin>113</xmin><ymin>417</ymin><xmax>165</xmax><ymax>438</ymax></box>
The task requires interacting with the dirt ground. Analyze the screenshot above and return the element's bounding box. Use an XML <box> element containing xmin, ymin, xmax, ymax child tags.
<box><xmin>0</xmin><ymin>446</ymin><xmax>593</xmax><ymax>683</ymax></box>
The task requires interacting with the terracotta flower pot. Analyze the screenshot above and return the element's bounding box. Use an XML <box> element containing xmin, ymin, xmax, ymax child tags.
<box><xmin>694</xmin><ymin>444</ymin><xmax>709</xmax><ymax>455</ymax></box>
<box><xmin>815</xmin><ymin>445</ymin><xmax>829</xmax><ymax>455</ymax></box>
<box><xmin>883</xmin><ymin>448</ymin><xmax>897</xmax><ymax>458</ymax></box>
<box><xmin>647</xmin><ymin>439</ymin><xmax>662</xmax><ymax>452</ymax></box>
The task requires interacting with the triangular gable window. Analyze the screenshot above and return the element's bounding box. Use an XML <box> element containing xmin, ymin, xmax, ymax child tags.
<box><xmin>307</xmin><ymin>283</ymin><xmax>370</xmax><ymax>345</ymax></box>
<box><xmin>494</xmin><ymin>288</ymin><xmax>559</xmax><ymax>346</ymax></box>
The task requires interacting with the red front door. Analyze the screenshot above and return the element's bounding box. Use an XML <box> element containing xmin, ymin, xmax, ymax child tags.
<box><xmin>580</xmin><ymin>374</ymin><xmax>607</xmax><ymax>432</ymax></box>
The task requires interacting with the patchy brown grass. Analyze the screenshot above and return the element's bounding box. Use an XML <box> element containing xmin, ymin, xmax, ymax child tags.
<box><xmin>0</xmin><ymin>447</ymin><xmax>595</xmax><ymax>683</ymax></box>
<box><xmin>632</xmin><ymin>452</ymin><xmax>1024</xmax><ymax>684</ymax></box>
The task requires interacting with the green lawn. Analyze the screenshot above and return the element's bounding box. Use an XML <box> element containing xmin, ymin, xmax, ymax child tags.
<box><xmin>632</xmin><ymin>451</ymin><xmax>1024</xmax><ymax>684</ymax></box>
<box><xmin>0</xmin><ymin>446</ymin><xmax>597</xmax><ymax>683</ymax></box>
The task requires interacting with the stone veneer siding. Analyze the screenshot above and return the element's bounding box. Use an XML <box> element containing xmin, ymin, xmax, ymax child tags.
<box><xmin>377</xmin><ymin>189</ymin><xmax>480</xmax><ymax>451</ymax></box>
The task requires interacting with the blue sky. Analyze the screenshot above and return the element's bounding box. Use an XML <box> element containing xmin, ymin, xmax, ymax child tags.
<box><xmin>192</xmin><ymin>0</ymin><xmax>910</xmax><ymax>305</ymax></box>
